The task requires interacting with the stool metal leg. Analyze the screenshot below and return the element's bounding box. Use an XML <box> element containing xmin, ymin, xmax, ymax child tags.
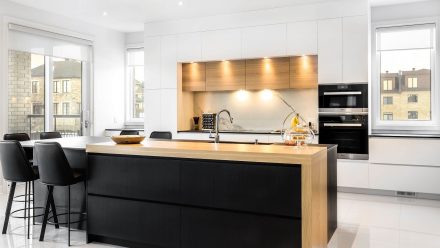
<box><xmin>32</xmin><ymin>181</ymin><xmax>35</xmax><ymax>225</ymax></box>
<box><xmin>49</xmin><ymin>190</ymin><xmax>60</xmax><ymax>229</ymax></box>
<box><xmin>68</xmin><ymin>185</ymin><xmax>71</xmax><ymax>246</ymax></box>
<box><xmin>39</xmin><ymin>186</ymin><xmax>53</xmax><ymax>241</ymax></box>
<box><xmin>2</xmin><ymin>182</ymin><xmax>16</xmax><ymax>234</ymax></box>
<box><xmin>24</xmin><ymin>182</ymin><xmax>28</xmax><ymax>238</ymax></box>
<box><xmin>27</xmin><ymin>182</ymin><xmax>31</xmax><ymax>239</ymax></box>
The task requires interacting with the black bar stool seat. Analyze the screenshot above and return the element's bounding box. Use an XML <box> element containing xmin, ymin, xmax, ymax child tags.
<box><xmin>40</xmin><ymin>132</ymin><xmax>62</xmax><ymax>140</ymax></box>
<box><xmin>35</xmin><ymin>142</ymin><xmax>87</xmax><ymax>246</ymax></box>
<box><xmin>120</xmin><ymin>130</ymin><xmax>139</xmax><ymax>135</ymax></box>
<box><xmin>150</xmin><ymin>131</ymin><xmax>172</xmax><ymax>139</ymax></box>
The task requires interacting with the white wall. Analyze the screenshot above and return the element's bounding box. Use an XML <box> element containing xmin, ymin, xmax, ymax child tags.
<box><xmin>143</xmin><ymin>0</ymin><xmax>368</xmax><ymax>137</ymax></box>
<box><xmin>125</xmin><ymin>31</ymin><xmax>144</xmax><ymax>46</ymax></box>
<box><xmin>0</xmin><ymin>0</ymin><xmax>126</xmax><ymax>137</ymax></box>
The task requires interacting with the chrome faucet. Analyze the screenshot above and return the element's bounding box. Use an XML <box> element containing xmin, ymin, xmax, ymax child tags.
<box><xmin>214</xmin><ymin>109</ymin><xmax>233</xmax><ymax>143</ymax></box>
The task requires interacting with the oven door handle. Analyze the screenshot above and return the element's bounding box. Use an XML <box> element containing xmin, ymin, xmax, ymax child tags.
<box><xmin>323</xmin><ymin>123</ymin><xmax>363</xmax><ymax>127</ymax></box>
<box><xmin>323</xmin><ymin>91</ymin><xmax>362</xmax><ymax>96</ymax></box>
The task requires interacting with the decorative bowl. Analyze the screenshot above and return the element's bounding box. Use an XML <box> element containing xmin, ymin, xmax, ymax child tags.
<box><xmin>111</xmin><ymin>135</ymin><xmax>146</xmax><ymax>144</ymax></box>
<box><xmin>282</xmin><ymin>128</ymin><xmax>314</xmax><ymax>146</ymax></box>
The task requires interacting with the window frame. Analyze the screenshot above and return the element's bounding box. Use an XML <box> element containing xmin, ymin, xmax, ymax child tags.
<box><xmin>125</xmin><ymin>46</ymin><xmax>144</xmax><ymax>125</ymax></box>
<box><xmin>371</xmin><ymin>18</ymin><xmax>439</xmax><ymax>133</ymax></box>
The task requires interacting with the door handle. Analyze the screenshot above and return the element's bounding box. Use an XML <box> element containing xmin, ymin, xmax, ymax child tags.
<box><xmin>323</xmin><ymin>123</ymin><xmax>362</xmax><ymax>127</ymax></box>
<box><xmin>323</xmin><ymin>91</ymin><xmax>362</xmax><ymax>95</ymax></box>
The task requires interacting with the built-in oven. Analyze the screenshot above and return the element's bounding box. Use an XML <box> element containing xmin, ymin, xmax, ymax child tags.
<box><xmin>319</xmin><ymin>113</ymin><xmax>369</xmax><ymax>160</ymax></box>
<box><xmin>318</xmin><ymin>83</ymin><xmax>369</xmax><ymax>160</ymax></box>
<box><xmin>319</xmin><ymin>84</ymin><xmax>368</xmax><ymax>113</ymax></box>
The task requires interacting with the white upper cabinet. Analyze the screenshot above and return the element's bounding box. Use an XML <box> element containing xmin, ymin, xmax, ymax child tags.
<box><xmin>286</xmin><ymin>21</ymin><xmax>318</xmax><ymax>56</ymax></box>
<box><xmin>343</xmin><ymin>15</ymin><xmax>368</xmax><ymax>83</ymax></box>
<box><xmin>242</xmin><ymin>24</ymin><xmax>287</xmax><ymax>58</ymax></box>
<box><xmin>202</xmin><ymin>29</ymin><xmax>242</xmax><ymax>61</ymax></box>
<box><xmin>145</xmin><ymin>37</ymin><xmax>162</xmax><ymax>89</ymax></box>
<box><xmin>177</xmin><ymin>32</ymin><xmax>202</xmax><ymax>62</ymax></box>
<box><xmin>318</xmin><ymin>18</ymin><xmax>343</xmax><ymax>84</ymax></box>
<box><xmin>161</xmin><ymin>35</ymin><xmax>178</xmax><ymax>89</ymax></box>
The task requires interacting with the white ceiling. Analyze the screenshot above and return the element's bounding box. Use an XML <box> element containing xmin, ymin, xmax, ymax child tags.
<box><xmin>7</xmin><ymin>0</ymin><xmax>433</xmax><ymax>33</ymax></box>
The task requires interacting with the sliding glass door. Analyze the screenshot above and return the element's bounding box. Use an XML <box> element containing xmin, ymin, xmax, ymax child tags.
<box><xmin>7</xmin><ymin>23</ymin><xmax>92</xmax><ymax>139</ymax></box>
<box><xmin>8</xmin><ymin>51</ymin><xmax>88</xmax><ymax>139</ymax></box>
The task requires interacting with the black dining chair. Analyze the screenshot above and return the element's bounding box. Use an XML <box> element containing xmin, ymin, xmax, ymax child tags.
<box><xmin>0</xmin><ymin>141</ymin><xmax>54</xmax><ymax>239</ymax></box>
<box><xmin>120</xmin><ymin>130</ymin><xmax>139</xmax><ymax>135</ymax></box>
<box><xmin>150</xmin><ymin>131</ymin><xmax>172</xmax><ymax>139</ymax></box>
<box><xmin>3</xmin><ymin>133</ymin><xmax>31</xmax><ymax>141</ymax></box>
<box><xmin>40</xmin><ymin>132</ymin><xmax>62</xmax><ymax>140</ymax></box>
<box><xmin>3</xmin><ymin>133</ymin><xmax>33</xmax><ymax>161</ymax></box>
<box><xmin>35</xmin><ymin>142</ymin><xmax>86</xmax><ymax>246</ymax></box>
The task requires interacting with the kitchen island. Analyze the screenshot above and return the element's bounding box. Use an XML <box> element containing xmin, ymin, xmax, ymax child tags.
<box><xmin>86</xmin><ymin>140</ymin><xmax>336</xmax><ymax>248</ymax></box>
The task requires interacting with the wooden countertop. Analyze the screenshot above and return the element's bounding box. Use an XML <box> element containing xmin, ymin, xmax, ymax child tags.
<box><xmin>86</xmin><ymin>139</ymin><xmax>327</xmax><ymax>165</ymax></box>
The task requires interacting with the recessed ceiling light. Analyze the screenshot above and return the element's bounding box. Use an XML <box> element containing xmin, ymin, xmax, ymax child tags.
<box><xmin>178</xmin><ymin>1</ymin><xmax>184</xmax><ymax>6</ymax></box>
<box><xmin>102</xmin><ymin>11</ymin><xmax>108</xmax><ymax>17</ymax></box>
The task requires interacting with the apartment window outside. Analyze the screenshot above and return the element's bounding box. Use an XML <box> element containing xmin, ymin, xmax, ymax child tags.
<box><xmin>375</xmin><ymin>23</ymin><xmax>435</xmax><ymax>126</ymax></box>
<box><xmin>53</xmin><ymin>81</ymin><xmax>60</xmax><ymax>93</ymax></box>
<box><xmin>383</xmin><ymin>96</ymin><xmax>393</xmax><ymax>105</ymax></box>
<box><xmin>383</xmin><ymin>79</ymin><xmax>393</xmax><ymax>91</ymax></box>
<box><xmin>408</xmin><ymin>77</ymin><xmax>418</xmax><ymax>88</ymax></box>
<box><xmin>32</xmin><ymin>103</ymin><xmax>44</xmax><ymax>115</ymax></box>
<box><xmin>53</xmin><ymin>103</ymin><xmax>59</xmax><ymax>115</ymax></box>
<box><xmin>408</xmin><ymin>94</ymin><xmax>418</xmax><ymax>103</ymax></box>
<box><xmin>383</xmin><ymin>113</ymin><xmax>393</xmax><ymax>120</ymax></box>
<box><xmin>62</xmin><ymin>80</ymin><xmax>71</xmax><ymax>93</ymax></box>
<box><xmin>126</xmin><ymin>48</ymin><xmax>144</xmax><ymax>122</ymax></box>
<box><xmin>62</xmin><ymin>102</ymin><xmax>70</xmax><ymax>115</ymax></box>
<box><xmin>31</xmin><ymin>81</ymin><xmax>39</xmax><ymax>93</ymax></box>
<box><xmin>408</xmin><ymin>111</ymin><xmax>418</xmax><ymax>120</ymax></box>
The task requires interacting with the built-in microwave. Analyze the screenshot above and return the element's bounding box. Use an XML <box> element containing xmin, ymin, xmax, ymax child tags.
<box><xmin>319</xmin><ymin>84</ymin><xmax>368</xmax><ymax>113</ymax></box>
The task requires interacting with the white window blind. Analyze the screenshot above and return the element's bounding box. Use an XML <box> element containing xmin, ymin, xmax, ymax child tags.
<box><xmin>8</xmin><ymin>23</ymin><xmax>92</xmax><ymax>61</ymax></box>
<box><xmin>376</xmin><ymin>24</ymin><xmax>435</xmax><ymax>51</ymax></box>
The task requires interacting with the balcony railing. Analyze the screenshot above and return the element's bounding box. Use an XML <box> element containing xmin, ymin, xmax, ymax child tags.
<box><xmin>27</xmin><ymin>114</ymin><xmax>81</xmax><ymax>140</ymax></box>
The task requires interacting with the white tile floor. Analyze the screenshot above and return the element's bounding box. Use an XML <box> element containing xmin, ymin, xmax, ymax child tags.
<box><xmin>1</xmin><ymin>185</ymin><xmax>440</xmax><ymax>247</ymax></box>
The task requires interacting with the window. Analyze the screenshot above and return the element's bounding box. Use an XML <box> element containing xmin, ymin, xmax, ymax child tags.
<box><xmin>374</xmin><ymin>23</ymin><xmax>435</xmax><ymax>130</ymax></box>
<box><xmin>62</xmin><ymin>80</ymin><xmax>71</xmax><ymax>93</ymax></box>
<box><xmin>32</xmin><ymin>103</ymin><xmax>44</xmax><ymax>115</ymax></box>
<box><xmin>383</xmin><ymin>96</ymin><xmax>393</xmax><ymax>105</ymax></box>
<box><xmin>383</xmin><ymin>113</ymin><xmax>393</xmax><ymax>120</ymax></box>
<box><xmin>408</xmin><ymin>111</ymin><xmax>418</xmax><ymax>120</ymax></box>
<box><xmin>383</xmin><ymin>79</ymin><xmax>393</xmax><ymax>91</ymax></box>
<box><xmin>62</xmin><ymin>102</ymin><xmax>70</xmax><ymax>115</ymax></box>
<box><xmin>53</xmin><ymin>103</ymin><xmax>59</xmax><ymax>115</ymax></box>
<box><xmin>31</xmin><ymin>81</ymin><xmax>39</xmax><ymax>93</ymax></box>
<box><xmin>408</xmin><ymin>94</ymin><xmax>418</xmax><ymax>103</ymax></box>
<box><xmin>408</xmin><ymin>77</ymin><xmax>418</xmax><ymax>88</ymax></box>
<box><xmin>53</xmin><ymin>81</ymin><xmax>60</xmax><ymax>93</ymax></box>
<box><xmin>126</xmin><ymin>48</ymin><xmax>144</xmax><ymax>122</ymax></box>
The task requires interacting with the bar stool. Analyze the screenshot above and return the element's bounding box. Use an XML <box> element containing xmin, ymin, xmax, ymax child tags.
<box><xmin>120</xmin><ymin>130</ymin><xmax>139</xmax><ymax>135</ymax></box>
<box><xmin>150</xmin><ymin>131</ymin><xmax>172</xmax><ymax>139</ymax></box>
<box><xmin>0</xmin><ymin>141</ymin><xmax>53</xmax><ymax>239</ymax></box>
<box><xmin>35</xmin><ymin>142</ymin><xmax>87</xmax><ymax>246</ymax></box>
<box><xmin>40</xmin><ymin>132</ymin><xmax>62</xmax><ymax>140</ymax></box>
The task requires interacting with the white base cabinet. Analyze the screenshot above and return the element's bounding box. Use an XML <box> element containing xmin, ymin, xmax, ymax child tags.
<box><xmin>337</xmin><ymin>159</ymin><xmax>369</xmax><ymax>189</ymax></box>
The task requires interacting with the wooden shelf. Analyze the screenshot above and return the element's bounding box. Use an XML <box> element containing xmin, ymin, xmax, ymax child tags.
<box><xmin>290</xmin><ymin>55</ymin><xmax>318</xmax><ymax>89</ymax></box>
<box><xmin>206</xmin><ymin>60</ymin><xmax>245</xmax><ymax>91</ymax></box>
<box><xmin>245</xmin><ymin>57</ymin><xmax>290</xmax><ymax>90</ymax></box>
<box><xmin>182</xmin><ymin>63</ymin><xmax>206</xmax><ymax>91</ymax></box>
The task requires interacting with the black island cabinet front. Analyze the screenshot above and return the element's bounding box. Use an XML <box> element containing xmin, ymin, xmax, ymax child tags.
<box><xmin>86</xmin><ymin>144</ymin><xmax>337</xmax><ymax>248</ymax></box>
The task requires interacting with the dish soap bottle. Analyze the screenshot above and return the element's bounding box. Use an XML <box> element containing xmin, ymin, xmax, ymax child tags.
<box><xmin>290</xmin><ymin>113</ymin><xmax>300</xmax><ymax>131</ymax></box>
